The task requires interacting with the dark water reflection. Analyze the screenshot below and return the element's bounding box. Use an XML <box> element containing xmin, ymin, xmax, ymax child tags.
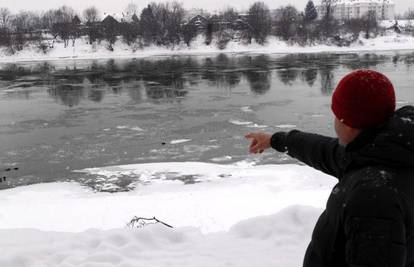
<box><xmin>0</xmin><ymin>53</ymin><xmax>397</xmax><ymax>105</ymax></box>
<box><xmin>0</xmin><ymin>51</ymin><xmax>413</xmax><ymax>191</ymax></box>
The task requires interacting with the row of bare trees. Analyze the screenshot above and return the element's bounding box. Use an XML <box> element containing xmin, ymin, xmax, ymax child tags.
<box><xmin>0</xmin><ymin>0</ymin><xmax>387</xmax><ymax>54</ymax></box>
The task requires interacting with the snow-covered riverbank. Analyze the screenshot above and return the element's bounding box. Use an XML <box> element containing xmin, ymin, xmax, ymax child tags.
<box><xmin>0</xmin><ymin>161</ymin><xmax>335</xmax><ymax>267</ymax></box>
<box><xmin>0</xmin><ymin>206</ymin><xmax>320</xmax><ymax>267</ymax></box>
<box><xmin>0</xmin><ymin>162</ymin><xmax>335</xmax><ymax>232</ymax></box>
<box><xmin>1</xmin><ymin>32</ymin><xmax>414</xmax><ymax>63</ymax></box>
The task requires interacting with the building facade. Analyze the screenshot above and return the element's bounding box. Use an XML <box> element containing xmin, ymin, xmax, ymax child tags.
<box><xmin>317</xmin><ymin>0</ymin><xmax>395</xmax><ymax>20</ymax></box>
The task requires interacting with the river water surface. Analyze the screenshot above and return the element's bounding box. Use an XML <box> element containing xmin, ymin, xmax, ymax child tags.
<box><xmin>1</xmin><ymin>52</ymin><xmax>413</xmax><ymax>191</ymax></box>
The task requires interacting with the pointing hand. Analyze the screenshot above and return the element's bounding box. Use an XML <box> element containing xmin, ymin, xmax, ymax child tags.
<box><xmin>245</xmin><ymin>132</ymin><xmax>272</xmax><ymax>154</ymax></box>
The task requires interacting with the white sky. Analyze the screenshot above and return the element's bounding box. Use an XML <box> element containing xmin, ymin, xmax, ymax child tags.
<box><xmin>0</xmin><ymin>0</ymin><xmax>412</xmax><ymax>15</ymax></box>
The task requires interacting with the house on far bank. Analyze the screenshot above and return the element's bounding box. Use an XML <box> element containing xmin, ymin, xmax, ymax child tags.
<box><xmin>317</xmin><ymin>0</ymin><xmax>395</xmax><ymax>20</ymax></box>
<box><xmin>72</xmin><ymin>15</ymin><xmax>81</xmax><ymax>25</ymax></box>
<box><xmin>187</xmin><ymin>15</ymin><xmax>209</xmax><ymax>32</ymax></box>
<box><xmin>233</xmin><ymin>15</ymin><xmax>250</xmax><ymax>31</ymax></box>
<box><xmin>101</xmin><ymin>15</ymin><xmax>120</xmax><ymax>30</ymax></box>
<box><xmin>102</xmin><ymin>15</ymin><xmax>120</xmax><ymax>26</ymax></box>
<box><xmin>131</xmin><ymin>13</ymin><xmax>139</xmax><ymax>24</ymax></box>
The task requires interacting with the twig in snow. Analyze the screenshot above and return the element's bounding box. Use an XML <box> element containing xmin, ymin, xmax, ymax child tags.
<box><xmin>127</xmin><ymin>216</ymin><xmax>174</xmax><ymax>229</ymax></box>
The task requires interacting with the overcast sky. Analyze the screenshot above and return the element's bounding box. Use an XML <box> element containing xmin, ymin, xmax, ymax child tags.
<box><xmin>0</xmin><ymin>0</ymin><xmax>412</xmax><ymax>15</ymax></box>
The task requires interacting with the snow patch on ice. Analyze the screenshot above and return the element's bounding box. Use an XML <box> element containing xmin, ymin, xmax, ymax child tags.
<box><xmin>276</xmin><ymin>124</ymin><xmax>296</xmax><ymax>129</ymax></box>
<box><xmin>311</xmin><ymin>114</ymin><xmax>325</xmax><ymax>118</ymax></box>
<box><xmin>170</xmin><ymin>139</ymin><xmax>192</xmax><ymax>145</ymax></box>
<box><xmin>247</xmin><ymin>123</ymin><xmax>268</xmax><ymax>128</ymax></box>
<box><xmin>241</xmin><ymin>106</ymin><xmax>254</xmax><ymax>113</ymax></box>
<box><xmin>229</xmin><ymin>119</ymin><xmax>253</xmax><ymax>126</ymax></box>
<box><xmin>397</xmin><ymin>100</ymin><xmax>409</xmax><ymax>105</ymax></box>
<box><xmin>210</xmin><ymin>156</ymin><xmax>233</xmax><ymax>162</ymax></box>
<box><xmin>116</xmin><ymin>125</ymin><xmax>145</xmax><ymax>131</ymax></box>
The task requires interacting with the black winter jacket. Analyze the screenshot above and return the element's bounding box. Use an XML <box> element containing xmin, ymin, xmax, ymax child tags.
<box><xmin>271</xmin><ymin>106</ymin><xmax>414</xmax><ymax>267</ymax></box>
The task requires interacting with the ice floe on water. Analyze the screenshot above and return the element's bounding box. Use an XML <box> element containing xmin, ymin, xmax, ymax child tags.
<box><xmin>247</xmin><ymin>123</ymin><xmax>268</xmax><ymax>128</ymax></box>
<box><xmin>130</xmin><ymin>127</ymin><xmax>145</xmax><ymax>131</ymax></box>
<box><xmin>397</xmin><ymin>100</ymin><xmax>410</xmax><ymax>105</ymax></box>
<box><xmin>170</xmin><ymin>139</ymin><xmax>192</xmax><ymax>145</ymax></box>
<box><xmin>241</xmin><ymin>106</ymin><xmax>254</xmax><ymax>113</ymax></box>
<box><xmin>276</xmin><ymin>124</ymin><xmax>297</xmax><ymax>129</ymax></box>
<box><xmin>310</xmin><ymin>114</ymin><xmax>325</xmax><ymax>118</ymax></box>
<box><xmin>228</xmin><ymin>119</ymin><xmax>267</xmax><ymax>128</ymax></box>
<box><xmin>116</xmin><ymin>125</ymin><xmax>145</xmax><ymax>131</ymax></box>
<box><xmin>228</xmin><ymin>119</ymin><xmax>253</xmax><ymax>126</ymax></box>
<box><xmin>210</xmin><ymin>156</ymin><xmax>233</xmax><ymax>162</ymax></box>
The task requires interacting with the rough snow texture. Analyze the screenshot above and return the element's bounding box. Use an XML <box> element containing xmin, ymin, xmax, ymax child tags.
<box><xmin>1</xmin><ymin>31</ymin><xmax>414</xmax><ymax>63</ymax></box>
<box><xmin>0</xmin><ymin>205</ymin><xmax>320</xmax><ymax>267</ymax></box>
<box><xmin>0</xmin><ymin>162</ymin><xmax>335</xmax><ymax>233</ymax></box>
<box><xmin>0</xmin><ymin>162</ymin><xmax>336</xmax><ymax>267</ymax></box>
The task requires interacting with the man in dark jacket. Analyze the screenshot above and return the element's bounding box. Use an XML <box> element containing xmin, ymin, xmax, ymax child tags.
<box><xmin>245</xmin><ymin>69</ymin><xmax>414</xmax><ymax>267</ymax></box>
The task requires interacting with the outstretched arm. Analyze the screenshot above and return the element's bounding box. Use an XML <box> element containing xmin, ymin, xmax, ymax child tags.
<box><xmin>271</xmin><ymin>130</ymin><xmax>344</xmax><ymax>179</ymax></box>
<box><xmin>245</xmin><ymin>130</ymin><xmax>344</xmax><ymax>179</ymax></box>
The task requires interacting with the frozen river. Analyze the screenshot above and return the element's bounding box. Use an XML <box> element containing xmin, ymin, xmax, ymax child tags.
<box><xmin>0</xmin><ymin>52</ymin><xmax>413</xmax><ymax>191</ymax></box>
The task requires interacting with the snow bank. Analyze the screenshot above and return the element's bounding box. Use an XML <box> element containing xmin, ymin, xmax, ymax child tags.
<box><xmin>0</xmin><ymin>162</ymin><xmax>335</xmax><ymax>233</ymax></box>
<box><xmin>1</xmin><ymin>32</ymin><xmax>414</xmax><ymax>63</ymax></box>
<box><xmin>0</xmin><ymin>205</ymin><xmax>321</xmax><ymax>267</ymax></box>
<box><xmin>380</xmin><ymin>19</ymin><xmax>414</xmax><ymax>28</ymax></box>
<box><xmin>0</xmin><ymin>162</ymin><xmax>334</xmax><ymax>266</ymax></box>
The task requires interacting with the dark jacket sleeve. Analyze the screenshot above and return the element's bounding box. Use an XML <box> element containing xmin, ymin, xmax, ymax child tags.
<box><xmin>271</xmin><ymin>130</ymin><xmax>344</xmax><ymax>179</ymax></box>
<box><xmin>344</xmin><ymin>183</ymin><xmax>407</xmax><ymax>267</ymax></box>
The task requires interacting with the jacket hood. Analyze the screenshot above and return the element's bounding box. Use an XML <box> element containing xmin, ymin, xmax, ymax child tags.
<box><xmin>345</xmin><ymin>105</ymin><xmax>414</xmax><ymax>169</ymax></box>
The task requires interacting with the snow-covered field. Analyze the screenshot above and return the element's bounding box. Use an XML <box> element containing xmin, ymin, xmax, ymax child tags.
<box><xmin>0</xmin><ymin>161</ymin><xmax>336</xmax><ymax>267</ymax></box>
<box><xmin>1</xmin><ymin>30</ymin><xmax>414</xmax><ymax>63</ymax></box>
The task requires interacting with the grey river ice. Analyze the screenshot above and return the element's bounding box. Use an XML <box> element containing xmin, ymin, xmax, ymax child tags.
<box><xmin>0</xmin><ymin>52</ymin><xmax>413</xmax><ymax>191</ymax></box>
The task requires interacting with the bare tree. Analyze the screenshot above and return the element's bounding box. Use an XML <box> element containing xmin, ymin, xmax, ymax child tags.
<box><xmin>139</xmin><ymin>4</ymin><xmax>160</xmax><ymax>45</ymax></box>
<box><xmin>120</xmin><ymin>21</ymin><xmax>139</xmax><ymax>45</ymax></box>
<box><xmin>101</xmin><ymin>15</ymin><xmax>119</xmax><ymax>50</ymax></box>
<box><xmin>124</xmin><ymin>2</ymin><xmax>138</xmax><ymax>21</ymax></box>
<box><xmin>0</xmin><ymin>8</ymin><xmax>11</xmax><ymax>29</ymax></box>
<box><xmin>182</xmin><ymin>23</ymin><xmax>197</xmax><ymax>46</ymax></box>
<box><xmin>318</xmin><ymin>0</ymin><xmax>338</xmax><ymax>39</ymax></box>
<box><xmin>165</xmin><ymin>2</ymin><xmax>185</xmax><ymax>46</ymax></box>
<box><xmin>205</xmin><ymin>22</ymin><xmax>214</xmax><ymax>45</ymax></box>
<box><xmin>139</xmin><ymin>2</ymin><xmax>184</xmax><ymax>46</ymax></box>
<box><xmin>275</xmin><ymin>5</ymin><xmax>299</xmax><ymax>41</ymax></box>
<box><xmin>404</xmin><ymin>9</ymin><xmax>414</xmax><ymax>20</ymax></box>
<box><xmin>12</xmin><ymin>11</ymin><xmax>34</xmax><ymax>32</ymax></box>
<box><xmin>220</xmin><ymin>8</ymin><xmax>239</xmax><ymax>24</ymax></box>
<box><xmin>362</xmin><ymin>10</ymin><xmax>378</xmax><ymax>38</ymax></box>
<box><xmin>83</xmin><ymin>6</ymin><xmax>100</xmax><ymax>23</ymax></box>
<box><xmin>48</xmin><ymin>6</ymin><xmax>77</xmax><ymax>47</ymax></box>
<box><xmin>9</xmin><ymin>11</ymin><xmax>42</xmax><ymax>51</ymax></box>
<box><xmin>247</xmin><ymin>2</ymin><xmax>271</xmax><ymax>45</ymax></box>
<box><xmin>0</xmin><ymin>8</ymin><xmax>12</xmax><ymax>50</ymax></box>
<box><xmin>83</xmin><ymin>6</ymin><xmax>101</xmax><ymax>44</ymax></box>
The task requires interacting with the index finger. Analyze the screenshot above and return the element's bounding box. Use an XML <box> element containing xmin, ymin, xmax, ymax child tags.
<box><xmin>245</xmin><ymin>133</ymin><xmax>254</xmax><ymax>139</ymax></box>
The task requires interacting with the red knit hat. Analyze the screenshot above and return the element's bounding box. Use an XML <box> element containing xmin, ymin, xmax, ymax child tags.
<box><xmin>331</xmin><ymin>69</ymin><xmax>396</xmax><ymax>129</ymax></box>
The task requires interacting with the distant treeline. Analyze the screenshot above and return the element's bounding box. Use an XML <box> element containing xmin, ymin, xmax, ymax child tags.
<box><xmin>0</xmin><ymin>1</ymin><xmax>410</xmax><ymax>54</ymax></box>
